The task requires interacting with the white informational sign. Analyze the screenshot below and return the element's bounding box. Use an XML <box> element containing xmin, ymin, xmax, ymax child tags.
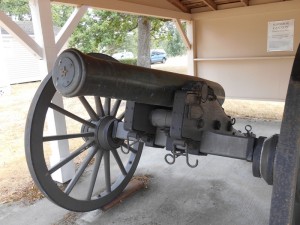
<box><xmin>267</xmin><ymin>19</ymin><xmax>294</xmax><ymax>52</ymax></box>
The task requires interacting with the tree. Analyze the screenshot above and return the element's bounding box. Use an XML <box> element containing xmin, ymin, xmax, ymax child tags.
<box><xmin>0</xmin><ymin>1</ymin><xmax>186</xmax><ymax>59</ymax></box>
<box><xmin>68</xmin><ymin>10</ymin><xmax>139</xmax><ymax>55</ymax></box>
<box><xmin>137</xmin><ymin>16</ymin><xmax>151</xmax><ymax>68</ymax></box>
<box><xmin>0</xmin><ymin>0</ymin><xmax>31</xmax><ymax>20</ymax></box>
<box><xmin>0</xmin><ymin>0</ymin><xmax>73</xmax><ymax>27</ymax></box>
<box><xmin>51</xmin><ymin>4</ymin><xmax>74</xmax><ymax>27</ymax></box>
<box><xmin>152</xmin><ymin>21</ymin><xmax>186</xmax><ymax>57</ymax></box>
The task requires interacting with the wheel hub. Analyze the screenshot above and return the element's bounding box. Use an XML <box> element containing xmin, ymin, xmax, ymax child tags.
<box><xmin>94</xmin><ymin>116</ymin><xmax>122</xmax><ymax>151</ymax></box>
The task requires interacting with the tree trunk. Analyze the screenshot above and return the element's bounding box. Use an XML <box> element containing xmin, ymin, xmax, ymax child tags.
<box><xmin>137</xmin><ymin>16</ymin><xmax>151</xmax><ymax>68</ymax></box>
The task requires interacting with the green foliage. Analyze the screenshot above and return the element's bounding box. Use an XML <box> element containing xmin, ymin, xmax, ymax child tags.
<box><xmin>51</xmin><ymin>5</ymin><xmax>74</xmax><ymax>27</ymax></box>
<box><xmin>0</xmin><ymin>2</ymin><xmax>186</xmax><ymax>57</ymax></box>
<box><xmin>165</xmin><ymin>29</ymin><xmax>186</xmax><ymax>57</ymax></box>
<box><xmin>0</xmin><ymin>0</ymin><xmax>74</xmax><ymax>28</ymax></box>
<box><xmin>0</xmin><ymin>0</ymin><xmax>30</xmax><ymax>20</ymax></box>
<box><xmin>152</xmin><ymin>21</ymin><xmax>186</xmax><ymax>57</ymax></box>
<box><xmin>118</xmin><ymin>58</ymin><xmax>137</xmax><ymax>65</ymax></box>
<box><xmin>68</xmin><ymin>10</ymin><xmax>139</xmax><ymax>55</ymax></box>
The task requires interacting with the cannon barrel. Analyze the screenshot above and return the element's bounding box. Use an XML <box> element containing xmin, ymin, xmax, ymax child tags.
<box><xmin>52</xmin><ymin>49</ymin><xmax>225</xmax><ymax>107</ymax></box>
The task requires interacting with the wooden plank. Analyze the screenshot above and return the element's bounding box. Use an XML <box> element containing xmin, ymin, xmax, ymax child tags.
<box><xmin>173</xmin><ymin>19</ymin><xmax>191</xmax><ymax>49</ymax></box>
<box><xmin>167</xmin><ymin>0</ymin><xmax>191</xmax><ymax>13</ymax></box>
<box><xmin>101</xmin><ymin>178</ymin><xmax>147</xmax><ymax>211</ymax></box>
<box><xmin>192</xmin><ymin>1</ymin><xmax>300</xmax><ymax>20</ymax></box>
<box><xmin>55</xmin><ymin>5</ymin><xmax>88</xmax><ymax>53</ymax></box>
<box><xmin>186</xmin><ymin>21</ymin><xmax>197</xmax><ymax>76</ymax></box>
<box><xmin>194</xmin><ymin>56</ymin><xmax>295</xmax><ymax>61</ymax></box>
<box><xmin>241</xmin><ymin>0</ymin><xmax>249</xmax><ymax>6</ymax></box>
<box><xmin>201</xmin><ymin>0</ymin><xmax>217</xmax><ymax>10</ymax></box>
<box><xmin>51</xmin><ymin>0</ymin><xmax>192</xmax><ymax>21</ymax></box>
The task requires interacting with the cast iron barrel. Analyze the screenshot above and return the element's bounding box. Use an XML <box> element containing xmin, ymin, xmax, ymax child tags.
<box><xmin>52</xmin><ymin>48</ymin><xmax>225</xmax><ymax>107</ymax></box>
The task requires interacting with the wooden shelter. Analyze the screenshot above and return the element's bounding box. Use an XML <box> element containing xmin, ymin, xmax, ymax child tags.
<box><xmin>1</xmin><ymin>0</ymin><xmax>299</xmax><ymax>99</ymax></box>
<box><xmin>0</xmin><ymin>1</ymin><xmax>299</xmax><ymax>223</ymax></box>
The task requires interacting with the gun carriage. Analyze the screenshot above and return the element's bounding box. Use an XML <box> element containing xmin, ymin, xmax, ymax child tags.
<box><xmin>25</xmin><ymin>46</ymin><xmax>300</xmax><ymax>224</ymax></box>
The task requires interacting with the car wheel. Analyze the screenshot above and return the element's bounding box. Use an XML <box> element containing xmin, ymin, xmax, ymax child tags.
<box><xmin>162</xmin><ymin>58</ymin><xmax>166</xmax><ymax>64</ymax></box>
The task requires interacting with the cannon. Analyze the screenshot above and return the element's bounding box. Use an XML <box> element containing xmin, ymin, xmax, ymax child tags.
<box><xmin>25</xmin><ymin>47</ymin><xmax>300</xmax><ymax>224</ymax></box>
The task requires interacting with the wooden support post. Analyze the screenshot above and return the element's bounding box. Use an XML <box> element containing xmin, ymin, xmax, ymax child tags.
<box><xmin>1</xmin><ymin>0</ymin><xmax>87</xmax><ymax>183</ymax></box>
<box><xmin>29</xmin><ymin>0</ymin><xmax>75</xmax><ymax>183</ymax></box>
<box><xmin>186</xmin><ymin>20</ymin><xmax>197</xmax><ymax>76</ymax></box>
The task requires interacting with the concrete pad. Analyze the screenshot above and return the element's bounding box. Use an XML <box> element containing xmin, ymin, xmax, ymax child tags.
<box><xmin>0</xmin><ymin>118</ymin><xmax>281</xmax><ymax>225</ymax></box>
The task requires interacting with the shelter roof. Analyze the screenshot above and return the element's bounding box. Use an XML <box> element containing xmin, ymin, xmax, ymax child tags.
<box><xmin>51</xmin><ymin>0</ymin><xmax>291</xmax><ymax>20</ymax></box>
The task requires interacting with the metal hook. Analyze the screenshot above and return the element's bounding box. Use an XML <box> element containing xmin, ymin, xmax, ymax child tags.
<box><xmin>164</xmin><ymin>141</ymin><xmax>198</xmax><ymax>168</ymax></box>
<box><xmin>121</xmin><ymin>144</ymin><xmax>130</xmax><ymax>154</ymax></box>
<box><xmin>185</xmin><ymin>149</ymin><xmax>198</xmax><ymax>168</ymax></box>
<box><xmin>121</xmin><ymin>138</ymin><xmax>130</xmax><ymax>154</ymax></box>
<box><xmin>231</xmin><ymin>117</ymin><xmax>236</xmax><ymax>125</ymax></box>
<box><xmin>165</xmin><ymin>153</ymin><xmax>176</xmax><ymax>165</ymax></box>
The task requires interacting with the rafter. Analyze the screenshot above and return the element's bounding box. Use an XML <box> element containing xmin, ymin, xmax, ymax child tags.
<box><xmin>55</xmin><ymin>5</ymin><xmax>88</xmax><ymax>53</ymax></box>
<box><xmin>173</xmin><ymin>19</ymin><xmax>191</xmax><ymax>49</ymax></box>
<box><xmin>52</xmin><ymin>0</ymin><xmax>192</xmax><ymax>21</ymax></box>
<box><xmin>201</xmin><ymin>0</ymin><xmax>217</xmax><ymax>11</ymax></box>
<box><xmin>241</xmin><ymin>0</ymin><xmax>249</xmax><ymax>6</ymax></box>
<box><xmin>167</xmin><ymin>0</ymin><xmax>190</xmax><ymax>13</ymax></box>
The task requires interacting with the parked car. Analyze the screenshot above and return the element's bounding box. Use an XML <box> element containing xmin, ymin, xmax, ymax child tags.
<box><xmin>150</xmin><ymin>49</ymin><xmax>167</xmax><ymax>64</ymax></box>
<box><xmin>112</xmin><ymin>51</ymin><xmax>134</xmax><ymax>60</ymax></box>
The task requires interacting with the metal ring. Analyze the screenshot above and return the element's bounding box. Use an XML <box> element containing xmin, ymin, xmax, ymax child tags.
<box><xmin>231</xmin><ymin>118</ymin><xmax>236</xmax><ymax>125</ymax></box>
<box><xmin>245</xmin><ymin>125</ymin><xmax>252</xmax><ymax>132</ymax></box>
<box><xmin>164</xmin><ymin>153</ymin><xmax>176</xmax><ymax>165</ymax></box>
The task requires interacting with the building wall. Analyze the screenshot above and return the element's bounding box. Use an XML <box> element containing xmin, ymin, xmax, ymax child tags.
<box><xmin>193</xmin><ymin>1</ymin><xmax>300</xmax><ymax>101</ymax></box>
<box><xmin>1</xmin><ymin>34</ymin><xmax>41</xmax><ymax>84</ymax></box>
<box><xmin>0</xmin><ymin>32</ymin><xmax>10</xmax><ymax>95</ymax></box>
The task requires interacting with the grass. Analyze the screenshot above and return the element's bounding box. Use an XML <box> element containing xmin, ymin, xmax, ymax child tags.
<box><xmin>224</xmin><ymin>99</ymin><xmax>284</xmax><ymax>121</ymax></box>
<box><xmin>0</xmin><ymin>62</ymin><xmax>284</xmax><ymax>204</ymax></box>
<box><xmin>0</xmin><ymin>81</ymin><xmax>41</xmax><ymax>204</ymax></box>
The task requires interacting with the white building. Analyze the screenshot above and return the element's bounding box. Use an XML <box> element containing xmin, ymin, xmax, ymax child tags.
<box><xmin>0</xmin><ymin>21</ymin><xmax>59</xmax><ymax>85</ymax></box>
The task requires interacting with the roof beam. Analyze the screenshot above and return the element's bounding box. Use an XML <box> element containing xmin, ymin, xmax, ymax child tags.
<box><xmin>192</xmin><ymin>0</ymin><xmax>300</xmax><ymax>20</ymax></box>
<box><xmin>201</xmin><ymin>0</ymin><xmax>217</xmax><ymax>11</ymax></box>
<box><xmin>241</xmin><ymin>0</ymin><xmax>249</xmax><ymax>6</ymax></box>
<box><xmin>173</xmin><ymin>19</ymin><xmax>191</xmax><ymax>49</ymax></box>
<box><xmin>167</xmin><ymin>0</ymin><xmax>190</xmax><ymax>13</ymax></box>
<box><xmin>52</xmin><ymin>0</ymin><xmax>192</xmax><ymax>21</ymax></box>
<box><xmin>0</xmin><ymin>10</ymin><xmax>43</xmax><ymax>58</ymax></box>
<box><xmin>55</xmin><ymin>5</ymin><xmax>88</xmax><ymax>53</ymax></box>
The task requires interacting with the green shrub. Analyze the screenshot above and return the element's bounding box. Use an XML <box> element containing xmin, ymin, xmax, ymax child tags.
<box><xmin>119</xmin><ymin>58</ymin><xmax>137</xmax><ymax>65</ymax></box>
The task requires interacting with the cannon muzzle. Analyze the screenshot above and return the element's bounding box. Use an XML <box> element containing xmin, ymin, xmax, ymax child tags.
<box><xmin>52</xmin><ymin>49</ymin><xmax>225</xmax><ymax>107</ymax></box>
